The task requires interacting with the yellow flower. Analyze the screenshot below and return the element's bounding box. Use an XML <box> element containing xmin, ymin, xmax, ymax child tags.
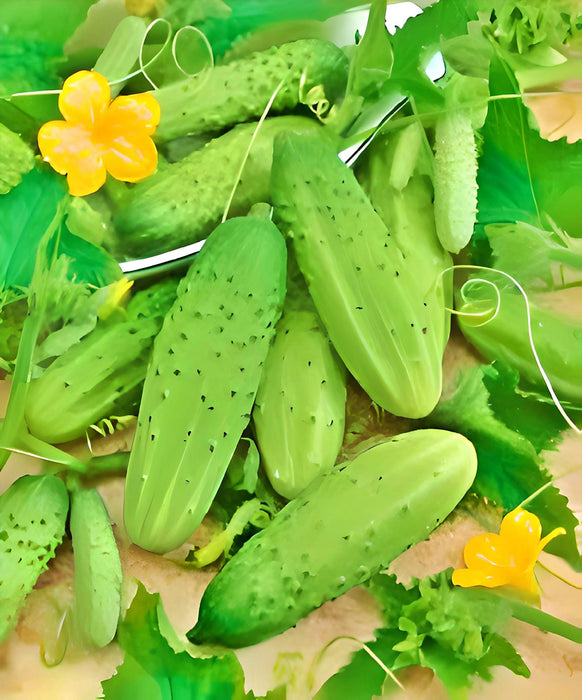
<box><xmin>38</xmin><ymin>70</ymin><xmax>160</xmax><ymax>197</ymax></box>
<box><xmin>452</xmin><ymin>507</ymin><xmax>566</xmax><ymax>596</ymax></box>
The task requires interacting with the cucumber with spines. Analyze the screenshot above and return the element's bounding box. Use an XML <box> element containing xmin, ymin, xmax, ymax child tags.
<box><xmin>271</xmin><ymin>132</ymin><xmax>449</xmax><ymax>419</ymax></box>
<box><xmin>124</xmin><ymin>212</ymin><xmax>287</xmax><ymax>554</ymax></box>
<box><xmin>153</xmin><ymin>39</ymin><xmax>349</xmax><ymax>143</ymax></box>
<box><xmin>188</xmin><ymin>429</ymin><xmax>478</xmax><ymax>648</ymax></box>
<box><xmin>113</xmin><ymin>115</ymin><xmax>325</xmax><ymax>259</ymax></box>
<box><xmin>252</xmin><ymin>310</ymin><xmax>346</xmax><ymax>499</ymax></box>
<box><xmin>24</xmin><ymin>278</ymin><xmax>178</xmax><ymax>443</ymax></box>
<box><xmin>0</xmin><ymin>475</ymin><xmax>69</xmax><ymax>641</ymax></box>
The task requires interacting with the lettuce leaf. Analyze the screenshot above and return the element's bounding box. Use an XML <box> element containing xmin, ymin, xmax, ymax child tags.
<box><xmin>315</xmin><ymin>570</ymin><xmax>529</xmax><ymax>700</ymax></box>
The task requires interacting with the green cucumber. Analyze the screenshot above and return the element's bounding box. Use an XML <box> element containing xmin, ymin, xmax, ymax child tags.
<box><xmin>0</xmin><ymin>475</ymin><xmax>69</xmax><ymax>641</ymax></box>
<box><xmin>153</xmin><ymin>39</ymin><xmax>348</xmax><ymax>142</ymax></box>
<box><xmin>113</xmin><ymin>115</ymin><xmax>324</xmax><ymax>259</ymax></box>
<box><xmin>25</xmin><ymin>278</ymin><xmax>178</xmax><ymax>443</ymax></box>
<box><xmin>124</xmin><ymin>211</ymin><xmax>287</xmax><ymax>554</ymax></box>
<box><xmin>70</xmin><ymin>488</ymin><xmax>122</xmax><ymax>648</ymax></box>
<box><xmin>252</xmin><ymin>310</ymin><xmax>346</xmax><ymax>499</ymax></box>
<box><xmin>271</xmin><ymin>132</ymin><xmax>450</xmax><ymax>418</ymax></box>
<box><xmin>188</xmin><ymin>429</ymin><xmax>477</xmax><ymax>648</ymax></box>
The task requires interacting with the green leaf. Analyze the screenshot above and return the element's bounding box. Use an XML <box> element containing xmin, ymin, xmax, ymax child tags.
<box><xmin>0</xmin><ymin>0</ymin><xmax>99</xmax><ymax>45</ymax></box>
<box><xmin>477</xmin><ymin>52</ymin><xmax>582</xmax><ymax>237</ymax></box>
<box><xmin>0</xmin><ymin>167</ymin><xmax>120</xmax><ymax>291</ymax></box>
<box><xmin>100</xmin><ymin>582</ymin><xmax>247</xmax><ymax>700</ymax></box>
<box><xmin>426</xmin><ymin>364</ymin><xmax>581</xmax><ymax>569</ymax></box>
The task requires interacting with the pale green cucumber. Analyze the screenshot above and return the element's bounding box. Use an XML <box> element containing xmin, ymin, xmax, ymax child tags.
<box><xmin>70</xmin><ymin>489</ymin><xmax>122</xmax><ymax>648</ymax></box>
<box><xmin>252</xmin><ymin>310</ymin><xmax>346</xmax><ymax>499</ymax></box>
<box><xmin>124</xmin><ymin>213</ymin><xmax>286</xmax><ymax>553</ymax></box>
<box><xmin>188</xmin><ymin>429</ymin><xmax>477</xmax><ymax>648</ymax></box>
<box><xmin>272</xmin><ymin>132</ymin><xmax>449</xmax><ymax>418</ymax></box>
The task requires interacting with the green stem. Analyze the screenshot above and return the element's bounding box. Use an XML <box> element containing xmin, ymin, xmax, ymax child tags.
<box><xmin>508</xmin><ymin>598</ymin><xmax>582</xmax><ymax>644</ymax></box>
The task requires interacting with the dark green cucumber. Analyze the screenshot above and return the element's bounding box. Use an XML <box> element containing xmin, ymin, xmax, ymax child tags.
<box><xmin>124</xmin><ymin>212</ymin><xmax>286</xmax><ymax>553</ymax></box>
<box><xmin>113</xmin><ymin>115</ymin><xmax>324</xmax><ymax>259</ymax></box>
<box><xmin>153</xmin><ymin>39</ymin><xmax>348</xmax><ymax>142</ymax></box>
<box><xmin>188</xmin><ymin>429</ymin><xmax>477</xmax><ymax>648</ymax></box>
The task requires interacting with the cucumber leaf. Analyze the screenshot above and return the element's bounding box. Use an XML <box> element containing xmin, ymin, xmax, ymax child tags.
<box><xmin>100</xmin><ymin>582</ymin><xmax>248</xmax><ymax>700</ymax></box>
<box><xmin>477</xmin><ymin>52</ymin><xmax>582</xmax><ymax>237</ymax></box>
<box><xmin>0</xmin><ymin>167</ymin><xmax>120</xmax><ymax>291</ymax></box>
<box><xmin>426</xmin><ymin>363</ymin><xmax>581</xmax><ymax>570</ymax></box>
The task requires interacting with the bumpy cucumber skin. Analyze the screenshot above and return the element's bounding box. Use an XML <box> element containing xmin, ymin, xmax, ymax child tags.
<box><xmin>459</xmin><ymin>288</ymin><xmax>582</xmax><ymax>404</ymax></box>
<box><xmin>252</xmin><ymin>310</ymin><xmax>346</xmax><ymax>499</ymax></box>
<box><xmin>188</xmin><ymin>429</ymin><xmax>477</xmax><ymax>648</ymax></box>
<box><xmin>356</xmin><ymin>126</ymin><xmax>453</xmax><ymax>352</ymax></box>
<box><xmin>272</xmin><ymin>133</ymin><xmax>447</xmax><ymax>419</ymax></box>
<box><xmin>154</xmin><ymin>39</ymin><xmax>348</xmax><ymax>142</ymax></box>
<box><xmin>70</xmin><ymin>489</ymin><xmax>122</xmax><ymax>648</ymax></box>
<box><xmin>433</xmin><ymin>111</ymin><xmax>478</xmax><ymax>254</ymax></box>
<box><xmin>0</xmin><ymin>475</ymin><xmax>69</xmax><ymax>641</ymax></box>
<box><xmin>124</xmin><ymin>216</ymin><xmax>286</xmax><ymax>554</ymax></box>
<box><xmin>24</xmin><ymin>279</ymin><xmax>178</xmax><ymax>443</ymax></box>
<box><xmin>0</xmin><ymin>123</ymin><xmax>34</xmax><ymax>193</ymax></box>
<box><xmin>113</xmin><ymin>116</ymin><xmax>323</xmax><ymax>259</ymax></box>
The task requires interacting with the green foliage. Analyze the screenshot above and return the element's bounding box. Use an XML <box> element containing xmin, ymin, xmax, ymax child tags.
<box><xmin>316</xmin><ymin>571</ymin><xmax>528</xmax><ymax>700</ymax></box>
<box><xmin>100</xmin><ymin>582</ymin><xmax>247</xmax><ymax>700</ymax></box>
<box><xmin>426</xmin><ymin>363</ymin><xmax>581</xmax><ymax>570</ymax></box>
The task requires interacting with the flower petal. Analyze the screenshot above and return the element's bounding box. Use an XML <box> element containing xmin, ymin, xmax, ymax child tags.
<box><xmin>102</xmin><ymin>132</ymin><xmax>158</xmax><ymax>183</ymax></box>
<box><xmin>105</xmin><ymin>93</ymin><xmax>161</xmax><ymax>135</ymax></box>
<box><xmin>500</xmin><ymin>508</ymin><xmax>542</xmax><ymax>567</ymax></box>
<box><xmin>66</xmin><ymin>157</ymin><xmax>107</xmax><ymax>197</ymax></box>
<box><xmin>463</xmin><ymin>533</ymin><xmax>515</xmax><ymax>571</ymax></box>
<box><xmin>59</xmin><ymin>70</ymin><xmax>111</xmax><ymax>127</ymax></box>
<box><xmin>452</xmin><ymin>567</ymin><xmax>509</xmax><ymax>588</ymax></box>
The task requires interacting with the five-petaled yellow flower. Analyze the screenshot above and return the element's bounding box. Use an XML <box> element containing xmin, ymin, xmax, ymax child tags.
<box><xmin>452</xmin><ymin>507</ymin><xmax>566</xmax><ymax>596</ymax></box>
<box><xmin>38</xmin><ymin>70</ymin><xmax>160</xmax><ymax>197</ymax></box>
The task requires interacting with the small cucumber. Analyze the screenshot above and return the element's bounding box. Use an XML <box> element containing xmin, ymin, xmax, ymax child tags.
<box><xmin>252</xmin><ymin>310</ymin><xmax>346</xmax><ymax>499</ymax></box>
<box><xmin>0</xmin><ymin>475</ymin><xmax>69</xmax><ymax>641</ymax></box>
<box><xmin>188</xmin><ymin>429</ymin><xmax>477</xmax><ymax>648</ymax></box>
<box><xmin>70</xmin><ymin>488</ymin><xmax>122</xmax><ymax>648</ymax></box>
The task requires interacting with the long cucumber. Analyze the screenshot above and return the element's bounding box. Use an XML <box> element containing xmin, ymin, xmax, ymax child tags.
<box><xmin>188</xmin><ymin>429</ymin><xmax>477</xmax><ymax>648</ymax></box>
<box><xmin>153</xmin><ymin>39</ymin><xmax>349</xmax><ymax>142</ymax></box>
<box><xmin>123</xmin><ymin>212</ymin><xmax>287</xmax><ymax>553</ymax></box>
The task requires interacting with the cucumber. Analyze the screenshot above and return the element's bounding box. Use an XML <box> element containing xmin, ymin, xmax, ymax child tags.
<box><xmin>188</xmin><ymin>429</ymin><xmax>477</xmax><ymax>648</ymax></box>
<box><xmin>458</xmin><ymin>285</ymin><xmax>582</xmax><ymax>405</ymax></box>
<box><xmin>0</xmin><ymin>475</ymin><xmax>69</xmax><ymax>641</ymax></box>
<box><xmin>70</xmin><ymin>489</ymin><xmax>122</xmax><ymax>648</ymax></box>
<box><xmin>271</xmin><ymin>132</ymin><xmax>449</xmax><ymax>418</ymax></box>
<box><xmin>25</xmin><ymin>278</ymin><xmax>178</xmax><ymax>443</ymax></box>
<box><xmin>113</xmin><ymin>115</ymin><xmax>324</xmax><ymax>259</ymax></box>
<box><xmin>252</xmin><ymin>310</ymin><xmax>346</xmax><ymax>499</ymax></box>
<box><xmin>123</xmin><ymin>212</ymin><xmax>287</xmax><ymax>554</ymax></box>
<box><xmin>153</xmin><ymin>39</ymin><xmax>349</xmax><ymax>142</ymax></box>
